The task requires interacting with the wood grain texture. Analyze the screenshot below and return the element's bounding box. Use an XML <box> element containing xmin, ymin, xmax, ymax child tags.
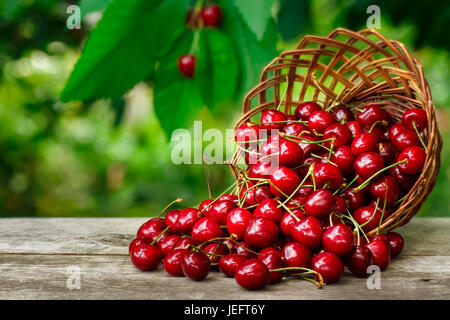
<box><xmin>0</xmin><ymin>217</ymin><xmax>449</xmax><ymax>300</ymax></box>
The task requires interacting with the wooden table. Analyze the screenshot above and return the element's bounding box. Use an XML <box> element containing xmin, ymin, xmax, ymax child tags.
<box><xmin>0</xmin><ymin>217</ymin><xmax>449</xmax><ymax>300</ymax></box>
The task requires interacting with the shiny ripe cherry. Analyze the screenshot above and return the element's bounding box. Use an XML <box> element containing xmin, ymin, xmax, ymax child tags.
<box><xmin>365</xmin><ymin>239</ymin><xmax>390</xmax><ymax>271</ymax></box>
<box><xmin>285</xmin><ymin>115</ymin><xmax>297</xmax><ymax>122</ymax></box>
<box><xmin>313</xmin><ymin>163</ymin><xmax>343</xmax><ymax>191</ymax></box>
<box><xmin>209</xmin><ymin>200</ymin><xmax>236</xmax><ymax>225</ymax></box>
<box><xmin>369</xmin><ymin>176</ymin><xmax>399</xmax><ymax>207</ymax></box>
<box><xmin>351</xmin><ymin>132</ymin><xmax>378</xmax><ymax>156</ymax></box>
<box><xmin>279</xmin><ymin>137</ymin><xmax>304</xmax><ymax>167</ymax></box>
<box><xmin>342</xmin><ymin>187</ymin><xmax>367</xmax><ymax>211</ymax></box>
<box><xmin>389</xmin><ymin>123</ymin><xmax>406</xmax><ymax>141</ymax></box>
<box><xmin>295</xmin><ymin>101</ymin><xmax>322</xmax><ymax>121</ymax></box>
<box><xmin>290</xmin><ymin>216</ymin><xmax>323</xmax><ymax>248</ymax></box>
<box><xmin>235</xmin><ymin>241</ymin><xmax>257</xmax><ymax>259</ymax></box>
<box><xmin>226</xmin><ymin>208</ymin><xmax>253</xmax><ymax>240</ymax></box>
<box><xmin>130</xmin><ymin>243</ymin><xmax>162</xmax><ymax>271</ymax></box>
<box><xmin>347</xmin><ymin>120</ymin><xmax>362</xmax><ymax>137</ymax></box>
<box><xmin>163</xmin><ymin>248</ymin><xmax>188</xmax><ymax>276</ymax></box>
<box><xmin>200</xmin><ymin>4</ymin><xmax>222</xmax><ymax>27</ymax></box>
<box><xmin>354</xmin><ymin>152</ymin><xmax>384</xmax><ymax>180</ymax></box>
<box><xmin>235</xmin><ymin>122</ymin><xmax>260</xmax><ymax>149</ymax></box>
<box><xmin>191</xmin><ymin>217</ymin><xmax>224</xmax><ymax>244</ymax></box>
<box><xmin>172</xmin><ymin>237</ymin><xmax>195</xmax><ymax>251</ymax></box>
<box><xmin>391</xmin><ymin>130</ymin><xmax>420</xmax><ymax>151</ymax></box>
<box><xmin>137</xmin><ymin>218</ymin><xmax>165</xmax><ymax>239</ymax></box>
<box><xmin>397</xmin><ymin>146</ymin><xmax>426</xmax><ymax>175</ymax></box>
<box><xmin>286</xmin><ymin>194</ymin><xmax>308</xmax><ymax>209</ymax></box>
<box><xmin>352</xmin><ymin>205</ymin><xmax>382</xmax><ymax>233</ymax></box>
<box><xmin>312</xmin><ymin>251</ymin><xmax>344</xmax><ymax>283</ymax></box>
<box><xmin>332</xmin><ymin>195</ymin><xmax>347</xmax><ymax>213</ymax></box>
<box><xmin>175</xmin><ymin>208</ymin><xmax>201</xmax><ymax>234</ymax></box>
<box><xmin>157</xmin><ymin>234</ymin><xmax>181</xmax><ymax>256</ymax></box>
<box><xmin>260</xmin><ymin>110</ymin><xmax>287</xmax><ymax>131</ymax></box>
<box><xmin>387</xmin><ymin>232</ymin><xmax>404</xmax><ymax>258</ymax></box>
<box><xmin>376</xmin><ymin>142</ymin><xmax>396</xmax><ymax>164</ymax></box>
<box><xmin>280</xmin><ymin>210</ymin><xmax>305</xmax><ymax>237</ymax></box>
<box><xmin>164</xmin><ymin>209</ymin><xmax>181</xmax><ymax>233</ymax></box>
<box><xmin>308</xmin><ymin>110</ymin><xmax>336</xmax><ymax>134</ymax></box>
<box><xmin>331</xmin><ymin>146</ymin><xmax>355</xmax><ymax>175</ymax></box>
<box><xmin>282</xmin><ymin>242</ymin><xmax>313</xmax><ymax>273</ymax></box>
<box><xmin>235</xmin><ymin>258</ymin><xmax>270</xmax><ymax>290</ymax></box>
<box><xmin>181</xmin><ymin>251</ymin><xmax>210</xmax><ymax>281</ymax></box>
<box><xmin>297</xmin><ymin>134</ymin><xmax>321</xmax><ymax>156</ymax></box>
<box><xmin>270</xmin><ymin>166</ymin><xmax>300</xmax><ymax>197</ymax></box>
<box><xmin>219</xmin><ymin>254</ymin><xmax>247</xmax><ymax>277</ymax></box>
<box><xmin>333</xmin><ymin>107</ymin><xmax>354</xmax><ymax>124</ymax></box>
<box><xmin>283</xmin><ymin>122</ymin><xmax>309</xmax><ymax>136</ymax></box>
<box><xmin>202</xmin><ymin>243</ymin><xmax>229</xmax><ymax>266</ymax></box>
<box><xmin>389</xmin><ymin>165</ymin><xmax>413</xmax><ymax>190</ymax></box>
<box><xmin>253</xmin><ymin>186</ymin><xmax>273</xmax><ymax>204</ymax></box>
<box><xmin>304</xmin><ymin>189</ymin><xmax>334</xmax><ymax>220</ymax></box>
<box><xmin>129</xmin><ymin>237</ymin><xmax>152</xmax><ymax>256</ymax></box>
<box><xmin>244</xmin><ymin>217</ymin><xmax>279</xmax><ymax>248</ymax></box>
<box><xmin>218</xmin><ymin>194</ymin><xmax>239</xmax><ymax>203</ymax></box>
<box><xmin>364</xmin><ymin>125</ymin><xmax>386</xmax><ymax>142</ymax></box>
<box><xmin>199</xmin><ymin>199</ymin><xmax>214</xmax><ymax>216</ymax></box>
<box><xmin>248</xmin><ymin>160</ymin><xmax>275</xmax><ymax>179</ymax></box>
<box><xmin>323</xmin><ymin>123</ymin><xmax>352</xmax><ymax>147</ymax></box>
<box><xmin>253</xmin><ymin>198</ymin><xmax>283</xmax><ymax>223</ymax></box>
<box><xmin>402</xmin><ymin>108</ymin><xmax>427</xmax><ymax>131</ymax></box>
<box><xmin>345</xmin><ymin>245</ymin><xmax>373</xmax><ymax>277</ymax></box>
<box><xmin>322</xmin><ymin>224</ymin><xmax>353</xmax><ymax>256</ymax></box>
<box><xmin>177</xmin><ymin>54</ymin><xmax>195</xmax><ymax>78</ymax></box>
<box><xmin>258</xmin><ymin>247</ymin><xmax>285</xmax><ymax>284</ymax></box>
<box><xmin>356</xmin><ymin>104</ymin><xmax>390</xmax><ymax>128</ymax></box>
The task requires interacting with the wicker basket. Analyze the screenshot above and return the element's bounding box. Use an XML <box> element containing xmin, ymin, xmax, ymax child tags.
<box><xmin>231</xmin><ymin>28</ymin><xmax>442</xmax><ymax>235</ymax></box>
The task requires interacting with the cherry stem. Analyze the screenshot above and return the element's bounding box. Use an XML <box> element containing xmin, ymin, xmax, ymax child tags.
<box><xmin>376</xmin><ymin>187</ymin><xmax>389</xmax><ymax>235</ymax></box>
<box><xmin>279</xmin><ymin>164</ymin><xmax>314</xmax><ymax>208</ymax></box>
<box><xmin>276</xmin><ymin>199</ymin><xmax>302</xmax><ymax>222</ymax></box>
<box><xmin>359</xmin><ymin>198</ymin><xmax>380</xmax><ymax>229</ymax></box>
<box><xmin>337</xmin><ymin>175</ymin><xmax>359</xmax><ymax>195</ymax></box>
<box><xmin>236</xmin><ymin>144</ymin><xmax>261</xmax><ymax>155</ymax></box>
<box><xmin>276</xmin><ymin>79</ymin><xmax>289</xmax><ymax>111</ymax></box>
<box><xmin>328</xmin><ymin>139</ymin><xmax>334</xmax><ymax>160</ymax></box>
<box><xmin>158</xmin><ymin>198</ymin><xmax>183</xmax><ymax>217</ymax></box>
<box><xmin>413</xmin><ymin>122</ymin><xmax>427</xmax><ymax>149</ymax></box>
<box><xmin>394</xmin><ymin>194</ymin><xmax>407</xmax><ymax>205</ymax></box>
<box><xmin>270</xmin><ymin>267</ymin><xmax>324</xmax><ymax>288</ymax></box>
<box><xmin>200</xmin><ymin>181</ymin><xmax>237</xmax><ymax>214</ymax></box>
<box><xmin>344</xmin><ymin>209</ymin><xmax>369</xmax><ymax>243</ymax></box>
<box><xmin>369</xmin><ymin>120</ymin><xmax>388</xmax><ymax>133</ymax></box>
<box><xmin>238</xmin><ymin>179</ymin><xmax>267</xmax><ymax>208</ymax></box>
<box><xmin>354</xmin><ymin>160</ymin><xmax>407</xmax><ymax>192</ymax></box>
<box><xmin>196</xmin><ymin>237</ymin><xmax>262</xmax><ymax>256</ymax></box>
<box><xmin>311</xmin><ymin>153</ymin><xmax>337</xmax><ymax>167</ymax></box>
<box><xmin>150</xmin><ymin>226</ymin><xmax>171</xmax><ymax>246</ymax></box>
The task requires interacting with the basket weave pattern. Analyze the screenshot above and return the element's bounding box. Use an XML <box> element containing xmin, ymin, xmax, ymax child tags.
<box><xmin>231</xmin><ymin>28</ymin><xmax>442</xmax><ymax>235</ymax></box>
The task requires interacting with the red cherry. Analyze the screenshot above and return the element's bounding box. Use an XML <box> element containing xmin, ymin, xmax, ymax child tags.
<box><xmin>389</xmin><ymin>165</ymin><xmax>413</xmax><ymax>190</ymax></box>
<box><xmin>163</xmin><ymin>249</ymin><xmax>188</xmax><ymax>276</ymax></box>
<box><xmin>295</xmin><ymin>101</ymin><xmax>322</xmax><ymax>121</ymax></box>
<box><xmin>402</xmin><ymin>108</ymin><xmax>427</xmax><ymax>131</ymax></box>
<box><xmin>323</xmin><ymin>123</ymin><xmax>352</xmax><ymax>147</ymax></box>
<box><xmin>226</xmin><ymin>208</ymin><xmax>253</xmax><ymax>240</ymax></box>
<box><xmin>244</xmin><ymin>217</ymin><xmax>279</xmax><ymax>248</ymax></box>
<box><xmin>283</xmin><ymin>122</ymin><xmax>309</xmax><ymax>136</ymax></box>
<box><xmin>253</xmin><ymin>186</ymin><xmax>273</xmax><ymax>204</ymax></box>
<box><xmin>285</xmin><ymin>194</ymin><xmax>308</xmax><ymax>209</ymax></box>
<box><xmin>369</xmin><ymin>176</ymin><xmax>399</xmax><ymax>207</ymax></box>
<box><xmin>137</xmin><ymin>218</ymin><xmax>165</xmax><ymax>239</ymax></box>
<box><xmin>352</xmin><ymin>205</ymin><xmax>382</xmax><ymax>233</ymax></box>
<box><xmin>209</xmin><ymin>200</ymin><xmax>236</xmax><ymax>225</ymax></box>
<box><xmin>235</xmin><ymin>122</ymin><xmax>260</xmax><ymax>149</ymax></box>
<box><xmin>397</xmin><ymin>146</ymin><xmax>426</xmax><ymax>175</ymax></box>
<box><xmin>177</xmin><ymin>54</ymin><xmax>195</xmax><ymax>78</ymax></box>
<box><xmin>248</xmin><ymin>160</ymin><xmax>275</xmax><ymax>179</ymax></box>
<box><xmin>347</xmin><ymin>120</ymin><xmax>362</xmax><ymax>137</ymax></box>
<box><xmin>175</xmin><ymin>208</ymin><xmax>201</xmax><ymax>234</ymax></box>
<box><xmin>280</xmin><ymin>210</ymin><xmax>305</xmax><ymax>237</ymax></box>
<box><xmin>354</xmin><ymin>152</ymin><xmax>384</xmax><ymax>180</ymax></box>
<box><xmin>202</xmin><ymin>243</ymin><xmax>229</xmax><ymax>266</ymax></box>
<box><xmin>308</xmin><ymin>110</ymin><xmax>336</xmax><ymax>134</ymax></box>
<box><xmin>261</xmin><ymin>135</ymin><xmax>304</xmax><ymax>167</ymax></box>
<box><xmin>172</xmin><ymin>237</ymin><xmax>195</xmax><ymax>251</ymax></box>
<box><xmin>164</xmin><ymin>209</ymin><xmax>181</xmax><ymax>233</ymax></box>
<box><xmin>234</xmin><ymin>241</ymin><xmax>257</xmax><ymax>259</ymax></box>
<box><xmin>332</xmin><ymin>107</ymin><xmax>354</xmax><ymax>124</ymax></box>
<box><xmin>253</xmin><ymin>198</ymin><xmax>283</xmax><ymax>223</ymax></box>
<box><xmin>130</xmin><ymin>243</ymin><xmax>162</xmax><ymax>271</ymax></box>
<box><xmin>344</xmin><ymin>245</ymin><xmax>373</xmax><ymax>277</ymax></box>
<box><xmin>129</xmin><ymin>237</ymin><xmax>152</xmax><ymax>256</ymax></box>
<box><xmin>356</xmin><ymin>104</ymin><xmax>390</xmax><ymax>128</ymax></box>
<box><xmin>391</xmin><ymin>130</ymin><xmax>420</xmax><ymax>151</ymax></box>
<box><xmin>351</xmin><ymin>132</ymin><xmax>378</xmax><ymax>156</ymax></box>
<box><xmin>364</xmin><ymin>126</ymin><xmax>386</xmax><ymax>142</ymax></box>
<box><xmin>376</xmin><ymin>142</ymin><xmax>396</xmax><ymax>164</ymax></box>
<box><xmin>312</xmin><ymin>251</ymin><xmax>344</xmax><ymax>283</ymax></box>
<box><xmin>331</xmin><ymin>146</ymin><xmax>355</xmax><ymax>175</ymax></box>
<box><xmin>260</xmin><ymin>110</ymin><xmax>287</xmax><ymax>131</ymax></box>
<box><xmin>235</xmin><ymin>258</ymin><xmax>269</xmax><ymax>290</ymax></box>
<box><xmin>304</xmin><ymin>189</ymin><xmax>333</xmax><ymax>220</ymax></box>
<box><xmin>365</xmin><ymin>239</ymin><xmax>390</xmax><ymax>271</ymax></box>
<box><xmin>369</xmin><ymin>233</ymin><xmax>389</xmax><ymax>245</ymax></box>
<box><xmin>297</xmin><ymin>134</ymin><xmax>321</xmax><ymax>156</ymax></box>
<box><xmin>218</xmin><ymin>194</ymin><xmax>239</xmax><ymax>203</ymax></box>
<box><xmin>157</xmin><ymin>234</ymin><xmax>181</xmax><ymax>256</ymax></box>
<box><xmin>321</xmin><ymin>223</ymin><xmax>354</xmax><ymax>256</ymax></box>
<box><xmin>269</xmin><ymin>166</ymin><xmax>300</xmax><ymax>197</ymax></box>
<box><xmin>258</xmin><ymin>247</ymin><xmax>285</xmax><ymax>284</ymax></box>
<box><xmin>200</xmin><ymin>4</ymin><xmax>222</xmax><ymax>27</ymax></box>
<box><xmin>386</xmin><ymin>232</ymin><xmax>404</xmax><ymax>258</ymax></box>
<box><xmin>332</xmin><ymin>195</ymin><xmax>347</xmax><ymax>213</ymax></box>
<box><xmin>313</xmin><ymin>163</ymin><xmax>343</xmax><ymax>191</ymax></box>
<box><xmin>282</xmin><ymin>242</ymin><xmax>313</xmax><ymax>273</ymax></box>
<box><xmin>191</xmin><ymin>217</ymin><xmax>224</xmax><ymax>243</ymax></box>
<box><xmin>389</xmin><ymin>123</ymin><xmax>406</xmax><ymax>141</ymax></box>
<box><xmin>285</xmin><ymin>115</ymin><xmax>297</xmax><ymax>122</ymax></box>
<box><xmin>219</xmin><ymin>254</ymin><xmax>247</xmax><ymax>277</ymax></box>
<box><xmin>181</xmin><ymin>251</ymin><xmax>210</xmax><ymax>281</ymax></box>
<box><xmin>199</xmin><ymin>199</ymin><xmax>214</xmax><ymax>216</ymax></box>
<box><xmin>342</xmin><ymin>187</ymin><xmax>367</xmax><ymax>211</ymax></box>
<box><xmin>290</xmin><ymin>216</ymin><xmax>323</xmax><ymax>248</ymax></box>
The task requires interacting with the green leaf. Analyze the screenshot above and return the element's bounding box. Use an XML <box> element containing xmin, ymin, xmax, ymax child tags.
<box><xmin>277</xmin><ymin>0</ymin><xmax>310</xmax><ymax>40</ymax></box>
<box><xmin>153</xmin><ymin>31</ymin><xmax>205</xmax><ymax>136</ymax></box>
<box><xmin>61</xmin><ymin>0</ymin><xmax>189</xmax><ymax>102</ymax></box>
<box><xmin>197</xmin><ymin>29</ymin><xmax>238</xmax><ymax>111</ymax></box>
<box><xmin>79</xmin><ymin>0</ymin><xmax>113</xmax><ymax>18</ymax></box>
<box><xmin>233</xmin><ymin>0</ymin><xmax>274</xmax><ymax>41</ymax></box>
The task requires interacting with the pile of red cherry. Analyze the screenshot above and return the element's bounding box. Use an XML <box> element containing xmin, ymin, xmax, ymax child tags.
<box><xmin>129</xmin><ymin>102</ymin><xmax>428</xmax><ymax>289</ymax></box>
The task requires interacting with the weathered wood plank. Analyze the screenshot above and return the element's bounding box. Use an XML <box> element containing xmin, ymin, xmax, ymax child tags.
<box><xmin>0</xmin><ymin>254</ymin><xmax>449</xmax><ymax>300</ymax></box>
<box><xmin>0</xmin><ymin>218</ymin><xmax>449</xmax><ymax>256</ymax></box>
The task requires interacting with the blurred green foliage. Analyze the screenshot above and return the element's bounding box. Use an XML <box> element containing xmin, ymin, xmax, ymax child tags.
<box><xmin>0</xmin><ymin>0</ymin><xmax>449</xmax><ymax>217</ymax></box>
